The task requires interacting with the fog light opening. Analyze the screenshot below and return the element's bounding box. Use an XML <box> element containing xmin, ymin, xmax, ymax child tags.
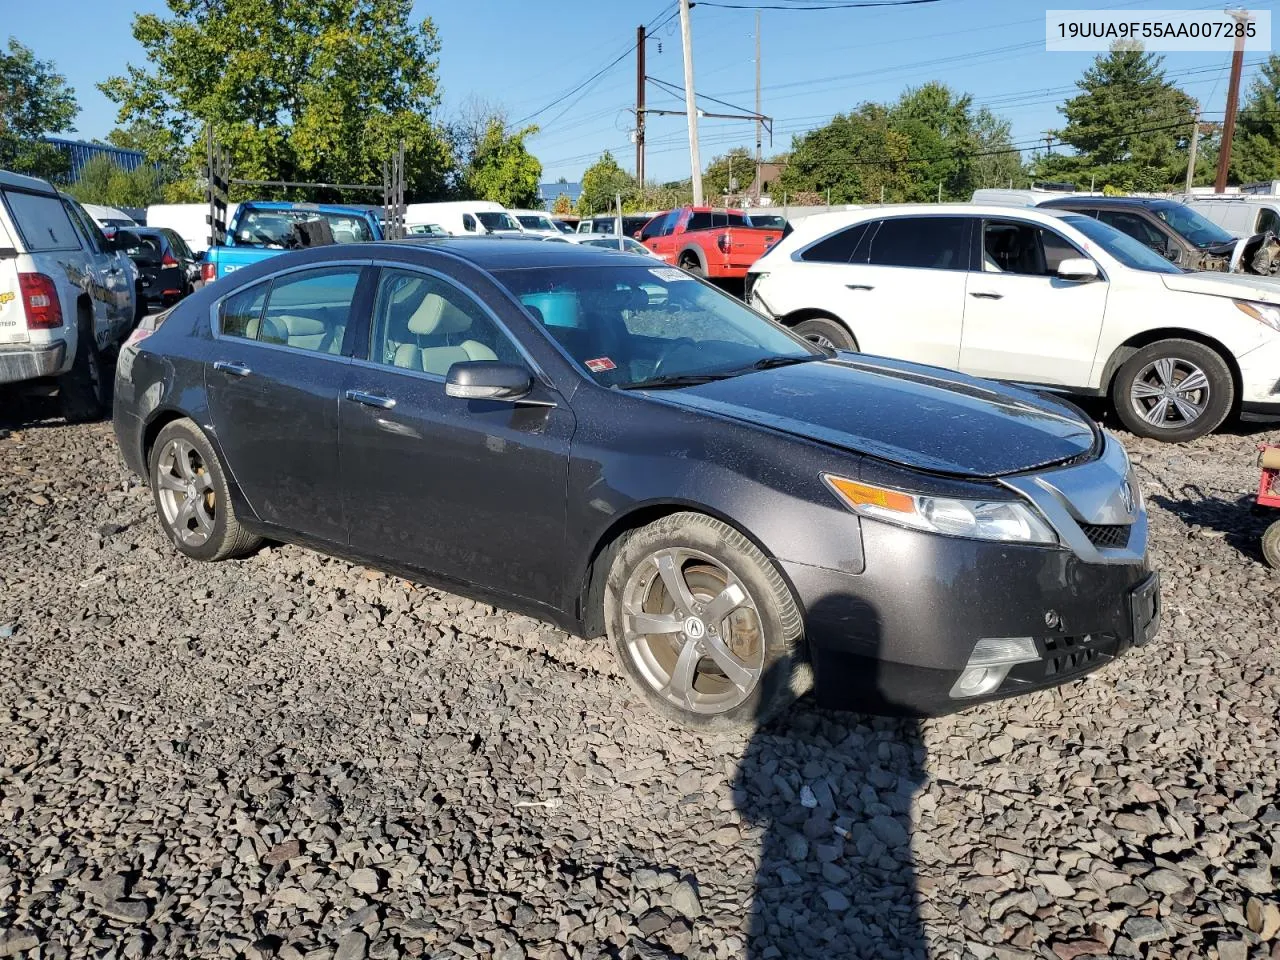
<box><xmin>950</xmin><ymin>636</ymin><xmax>1040</xmax><ymax>699</ymax></box>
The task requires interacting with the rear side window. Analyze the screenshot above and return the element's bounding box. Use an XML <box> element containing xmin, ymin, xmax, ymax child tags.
<box><xmin>260</xmin><ymin>268</ymin><xmax>362</xmax><ymax>354</ymax></box>
<box><xmin>866</xmin><ymin>217</ymin><xmax>969</xmax><ymax>269</ymax></box>
<box><xmin>800</xmin><ymin>223</ymin><xmax>870</xmax><ymax>263</ymax></box>
<box><xmin>3</xmin><ymin>190</ymin><xmax>80</xmax><ymax>252</ymax></box>
<box><xmin>1097</xmin><ymin>211</ymin><xmax>1166</xmax><ymax>248</ymax></box>
<box><xmin>687</xmin><ymin>212</ymin><xmax>713</xmax><ymax>231</ymax></box>
<box><xmin>220</xmin><ymin>282</ymin><xmax>270</xmax><ymax>339</ymax></box>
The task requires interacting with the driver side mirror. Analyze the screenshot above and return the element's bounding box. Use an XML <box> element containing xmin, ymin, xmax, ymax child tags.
<box><xmin>1056</xmin><ymin>258</ymin><xmax>1098</xmax><ymax>282</ymax></box>
<box><xmin>445</xmin><ymin>361</ymin><xmax>533</xmax><ymax>401</ymax></box>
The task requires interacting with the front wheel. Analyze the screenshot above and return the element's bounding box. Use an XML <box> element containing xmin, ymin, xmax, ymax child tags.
<box><xmin>1111</xmin><ymin>339</ymin><xmax>1233</xmax><ymax>442</ymax></box>
<box><xmin>1263</xmin><ymin>519</ymin><xmax>1280</xmax><ymax>570</ymax></box>
<box><xmin>792</xmin><ymin>316</ymin><xmax>857</xmax><ymax>352</ymax></box>
<box><xmin>604</xmin><ymin>512</ymin><xmax>807</xmax><ymax>730</ymax></box>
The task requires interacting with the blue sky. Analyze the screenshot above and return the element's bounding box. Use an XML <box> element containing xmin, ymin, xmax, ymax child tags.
<box><xmin>10</xmin><ymin>0</ymin><xmax>1277</xmax><ymax>184</ymax></box>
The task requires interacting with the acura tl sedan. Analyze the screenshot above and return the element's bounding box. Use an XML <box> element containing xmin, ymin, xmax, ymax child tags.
<box><xmin>113</xmin><ymin>240</ymin><xmax>1161</xmax><ymax>728</ymax></box>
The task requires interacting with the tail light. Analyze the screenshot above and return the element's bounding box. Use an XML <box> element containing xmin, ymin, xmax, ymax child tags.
<box><xmin>124</xmin><ymin>306</ymin><xmax>173</xmax><ymax>348</ymax></box>
<box><xmin>18</xmin><ymin>273</ymin><xmax>62</xmax><ymax>329</ymax></box>
<box><xmin>161</xmin><ymin>251</ymin><xmax>179</xmax><ymax>267</ymax></box>
<box><xmin>717</xmin><ymin>233</ymin><xmax>732</xmax><ymax>253</ymax></box>
<box><xmin>201</xmin><ymin>261</ymin><xmax>216</xmax><ymax>283</ymax></box>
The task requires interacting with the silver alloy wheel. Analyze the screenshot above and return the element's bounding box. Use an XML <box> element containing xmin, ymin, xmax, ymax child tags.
<box><xmin>805</xmin><ymin>333</ymin><xmax>837</xmax><ymax>351</ymax></box>
<box><xmin>155</xmin><ymin>438</ymin><xmax>216</xmax><ymax>547</ymax></box>
<box><xmin>1129</xmin><ymin>357</ymin><xmax>1210</xmax><ymax>428</ymax></box>
<box><xmin>620</xmin><ymin>547</ymin><xmax>765</xmax><ymax>715</ymax></box>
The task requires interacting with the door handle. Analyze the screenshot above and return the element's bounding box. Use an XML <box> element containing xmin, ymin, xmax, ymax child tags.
<box><xmin>845</xmin><ymin>284</ymin><xmax>874</xmax><ymax>291</ymax></box>
<box><xmin>969</xmin><ymin>291</ymin><xmax>1004</xmax><ymax>300</ymax></box>
<box><xmin>212</xmin><ymin>360</ymin><xmax>252</xmax><ymax>377</ymax></box>
<box><xmin>345</xmin><ymin>389</ymin><xmax>396</xmax><ymax>410</ymax></box>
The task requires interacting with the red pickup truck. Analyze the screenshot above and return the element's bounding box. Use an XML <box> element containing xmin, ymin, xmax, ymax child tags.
<box><xmin>637</xmin><ymin>206</ymin><xmax>783</xmax><ymax>279</ymax></box>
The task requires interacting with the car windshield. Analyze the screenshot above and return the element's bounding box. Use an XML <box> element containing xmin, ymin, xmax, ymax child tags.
<box><xmin>478</xmin><ymin>211</ymin><xmax>520</xmax><ymax>231</ymax></box>
<box><xmin>236</xmin><ymin>208</ymin><xmax>373</xmax><ymax>246</ymax></box>
<box><xmin>518</xmin><ymin>215</ymin><xmax>555</xmax><ymax>231</ymax></box>
<box><xmin>1152</xmin><ymin>202</ymin><xmax>1235</xmax><ymax>248</ymax></box>
<box><xmin>494</xmin><ymin>263</ymin><xmax>819</xmax><ymax>388</ymax></box>
<box><xmin>1060</xmin><ymin>214</ymin><xmax>1182</xmax><ymax>274</ymax></box>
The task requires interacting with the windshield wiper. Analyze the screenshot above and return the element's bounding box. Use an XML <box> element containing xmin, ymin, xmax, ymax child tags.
<box><xmin>616</xmin><ymin>372</ymin><xmax>739</xmax><ymax>390</ymax></box>
<box><xmin>749</xmin><ymin>352</ymin><xmax>829</xmax><ymax>370</ymax></box>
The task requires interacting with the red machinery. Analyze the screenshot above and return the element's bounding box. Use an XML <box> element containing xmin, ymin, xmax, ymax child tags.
<box><xmin>1260</xmin><ymin>446</ymin><xmax>1280</xmax><ymax>569</ymax></box>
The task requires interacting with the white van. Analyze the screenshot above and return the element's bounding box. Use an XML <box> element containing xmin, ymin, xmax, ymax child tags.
<box><xmin>0</xmin><ymin>170</ymin><xmax>139</xmax><ymax>420</ymax></box>
<box><xmin>404</xmin><ymin>201</ymin><xmax>522</xmax><ymax>237</ymax></box>
<box><xmin>1183</xmin><ymin>195</ymin><xmax>1280</xmax><ymax>239</ymax></box>
<box><xmin>146</xmin><ymin>202</ymin><xmax>239</xmax><ymax>253</ymax></box>
<box><xmin>508</xmin><ymin>209</ymin><xmax>562</xmax><ymax>237</ymax></box>
<box><xmin>82</xmin><ymin>203</ymin><xmax>138</xmax><ymax>230</ymax></box>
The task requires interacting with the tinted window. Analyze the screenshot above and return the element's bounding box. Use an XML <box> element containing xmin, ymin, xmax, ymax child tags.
<box><xmin>65</xmin><ymin>200</ymin><xmax>108</xmax><ymax>253</ymax></box>
<box><xmin>687</xmin><ymin>212</ymin><xmax>713</xmax><ymax>231</ymax></box>
<box><xmin>710</xmin><ymin>211</ymin><xmax>748</xmax><ymax>228</ymax></box>
<box><xmin>5</xmin><ymin>191</ymin><xmax>81</xmax><ymax>252</ymax></box>
<box><xmin>1097</xmin><ymin>211</ymin><xmax>1167</xmax><ymax>249</ymax></box>
<box><xmin>477</xmin><ymin>211</ymin><xmax>520</xmax><ymax>231</ymax></box>
<box><xmin>1059</xmin><ymin>215</ymin><xmax>1182</xmax><ymax>274</ymax></box>
<box><xmin>258</xmin><ymin>268</ymin><xmax>362</xmax><ymax>354</ymax></box>
<box><xmin>220</xmin><ymin>282</ymin><xmax>269</xmax><ymax>339</ymax></box>
<box><xmin>1041</xmin><ymin>229</ymin><xmax>1084</xmax><ymax>272</ymax></box>
<box><xmin>462</xmin><ymin>214</ymin><xmax>477</xmax><ymax>232</ymax></box>
<box><xmin>639</xmin><ymin>212</ymin><xmax>668</xmax><ymax>240</ymax></box>
<box><xmin>164</xmin><ymin>229</ymin><xmax>192</xmax><ymax>257</ymax></box>
<box><xmin>1257</xmin><ymin>208</ymin><xmax>1280</xmax><ymax>235</ymax></box>
<box><xmin>982</xmin><ymin>221</ymin><xmax>1082</xmax><ymax>276</ymax></box>
<box><xmin>369</xmin><ymin>269</ymin><xmax>521</xmax><ymax>376</ymax></box>
<box><xmin>867</xmin><ymin>217</ymin><xmax>969</xmax><ymax>269</ymax></box>
<box><xmin>801</xmin><ymin>223</ymin><xmax>869</xmax><ymax>263</ymax></box>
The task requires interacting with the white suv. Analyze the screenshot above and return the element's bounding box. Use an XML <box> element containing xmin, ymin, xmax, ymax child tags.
<box><xmin>747</xmin><ymin>204</ymin><xmax>1280</xmax><ymax>442</ymax></box>
<box><xmin>0</xmin><ymin>170</ymin><xmax>138</xmax><ymax>421</ymax></box>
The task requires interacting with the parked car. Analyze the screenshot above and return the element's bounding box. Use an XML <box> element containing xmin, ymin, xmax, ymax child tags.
<box><xmin>1036</xmin><ymin>196</ymin><xmax>1243</xmax><ymax>272</ymax></box>
<box><xmin>745</xmin><ymin>212</ymin><xmax>791</xmax><ymax>235</ymax></box>
<box><xmin>1183</xmin><ymin>195</ymin><xmax>1280</xmax><ymax>239</ymax></box>
<box><xmin>407</xmin><ymin>223</ymin><xmax>449</xmax><ymax>238</ymax></box>
<box><xmin>637</xmin><ymin>206</ymin><xmax>784</xmax><ymax>279</ymax></box>
<box><xmin>113</xmin><ymin>238</ymin><xmax>1159</xmax><ymax>726</ymax></box>
<box><xmin>82</xmin><ymin>203</ymin><xmax>138</xmax><ymax>231</ymax></box>
<box><xmin>202</xmin><ymin>202</ymin><xmax>382</xmax><ymax>282</ymax></box>
<box><xmin>509</xmin><ymin>209</ymin><xmax>562</xmax><ymax>237</ymax></box>
<box><xmin>746</xmin><ymin>204</ymin><xmax>1280</xmax><ymax>442</ymax></box>
<box><xmin>577</xmin><ymin>214</ymin><xmax>652</xmax><ymax>237</ymax></box>
<box><xmin>570</xmin><ymin>235</ymin><xmax>661</xmax><ymax>257</ymax></box>
<box><xmin>405</xmin><ymin>201</ymin><xmax>521</xmax><ymax>237</ymax></box>
<box><xmin>123</xmin><ymin>227</ymin><xmax>201</xmax><ymax>311</ymax></box>
<box><xmin>0</xmin><ymin>169</ymin><xmax>139</xmax><ymax>420</ymax></box>
<box><xmin>552</xmin><ymin>218</ymin><xmax>578</xmax><ymax>234</ymax></box>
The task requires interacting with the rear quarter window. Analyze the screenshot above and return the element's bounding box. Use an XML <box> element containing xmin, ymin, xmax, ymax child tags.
<box><xmin>3</xmin><ymin>190</ymin><xmax>80</xmax><ymax>252</ymax></box>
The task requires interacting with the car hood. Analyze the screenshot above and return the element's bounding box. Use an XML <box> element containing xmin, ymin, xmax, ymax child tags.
<box><xmin>1161</xmin><ymin>269</ymin><xmax>1280</xmax><ymax>303</ymax></box>
<box><xmin>649</xmin><ymin>355</ymin><xmax>1099</xmax><ymax>478</ymax></box>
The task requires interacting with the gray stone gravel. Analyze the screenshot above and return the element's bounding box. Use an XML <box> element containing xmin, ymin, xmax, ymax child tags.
<box><xmin>0</xmin><ymin>397</ymin><xmax>1277</xmax><ymax>960</ymax></box>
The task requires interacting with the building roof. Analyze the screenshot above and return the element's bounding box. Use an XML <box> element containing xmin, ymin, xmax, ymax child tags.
<box><xmin>43</xmin><ymin>137</ymin><xmax>147</xmax><ymax>182</ymax></box>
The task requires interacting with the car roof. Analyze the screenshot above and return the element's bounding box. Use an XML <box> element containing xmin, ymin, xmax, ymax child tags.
<box><xmin>1038</xmin><ymin>195</ymin><xmax>1173</xmax><ymax>208</ymax></box>
<box><xmin>243</xmin><ymin>201</ymin><xmax>373</xmax><ymax>216</ymax></box>
<box><xmin>0</xmin><ymin>169</ymin><xmax>57</xmax><ymax>194</ymax></box>
<box><xmin>386</xmin><ymin>237</ymin><xmax>654</xmax><ymax>269</ymax></box>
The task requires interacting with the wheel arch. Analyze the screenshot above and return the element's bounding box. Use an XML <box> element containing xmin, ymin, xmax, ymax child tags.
<box><xmin>575</xmin><ymin>498</ymin><xmax>796</xmax><ymax>639</ymax></box>
<box><xmin>676</xmin><ymin>245</ymin><xmax>707</xmax><ymax>272</ymax></box>
<box><xmin>1101</xmin><ymin>328</ymin><xmax>1242</xmax><ymax>406</ymax></box>
<box><xmin>777</xmin><ymin>309</ymin><xmax>859</xmax><ymax>349</ymax></box>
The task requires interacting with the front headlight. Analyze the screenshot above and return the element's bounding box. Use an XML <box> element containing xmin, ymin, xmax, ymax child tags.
<box><xmin>1234</xmin><ymin>299</ymin><xmax>1280</xmax><ymax>333</ymax></box>
<box><xmin>823</xmin><ymin>474</ymin><xmax>1058</xmax><ymax>545</ymax></box>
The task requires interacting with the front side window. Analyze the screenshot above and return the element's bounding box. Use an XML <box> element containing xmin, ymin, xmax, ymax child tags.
<box><xmin>462</xmin><ymin>214</ymin><xmax>477</xmax><ymax>233</ymax></box>
<box><xmin>369</xmin><ymin>269</ymin><xmax>520</xmax><ymax>376</ymax></box>
<box><xmin>1257</xmin><ymin>208</ymin><xmax>1280</xmax><ymax>235</ymax></box>
<box><xmin>800</xmin><ymin>223</ymin><xmax>870</xmax><ymax>263</ymax></box>
<box><xmin>496</xmin><ymin>263</ymin><xmax>817</xmax><ymax>389</ymax></box>
<box><xmin>1096</xmin><ymin>211</ymin><xmax>1168</xmax><ymax>250</ymax></box>
<box><xmin>866</xmin><ymin>216</ymin><xmax>969</xmax><ymax>269</ymax></box>
<box><xmin>981</xmin><ymin>221</ymin><xmax>1085</xmax><ymax>276</ymax></box>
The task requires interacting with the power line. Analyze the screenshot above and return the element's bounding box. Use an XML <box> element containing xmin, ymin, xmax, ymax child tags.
<box><xmin>696</xmin><ymin>0</ymin><xmax>940</xmax><ymax>8</ymax></box>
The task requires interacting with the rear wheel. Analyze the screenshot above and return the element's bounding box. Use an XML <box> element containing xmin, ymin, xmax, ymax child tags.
<box><xmin>1263</xmin><ymin>520</ymin><xmax>1280</xmax><ymax>570</ymax></box>
<box><xmin>604</xmin><ymin>512</ymin><xmax>807</xmax><ymax>730</ymax></box>
<box><xmin>59</xmin><ymin>311</ymin><xmax>108</xmax><ymax>423</ymax></box>
<box><xmin>792</xmin><ymin>315</ymin><xmax>857</xmax><ymax>352</ymax></box>
<box><xmin>1111</xmin><ymin>339</ymin><xmax>1233</xmax><ymax>442</ymax></box>
<box><xmin>149</xmin><ymin>419</ymin><xmax>261</xmax><ymax>562</ymax></box>
<box><xmin>678</xmin><ymin>253</ymin><xmax>705</xmax><ymax>277</ymax></box>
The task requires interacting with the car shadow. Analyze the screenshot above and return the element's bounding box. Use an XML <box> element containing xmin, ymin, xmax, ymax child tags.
<box><xmin>1150</xmin><ymin>489</ymin><xmax>1273</xmax><ymax>561</ymax></box>
<box><xmin>0</xmin><ymin>355</ymin><xmax>117</xmax><ymax>433</ymax></box>
<box><xmin>733</xmin><ymin>596</ymin><xmax>928</xmax><ymax>959</ymax></box>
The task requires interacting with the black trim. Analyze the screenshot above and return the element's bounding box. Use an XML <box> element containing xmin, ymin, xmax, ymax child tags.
<box><xmin>1241</xmin><ymin>400</ymin><xmax>1280</xmax><ymax>422</ymax></box>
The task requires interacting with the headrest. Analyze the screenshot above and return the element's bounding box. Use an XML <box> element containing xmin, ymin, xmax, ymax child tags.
<box><xmin>259</xmin><ymin>316</ymin><xmax>288</xmax><ymax>344</ymax></box>
<box><xmin>407</xmin><ymin>293</ymin><xmax>472</xmax><ymax>336</ymax></box>
<box><xmin>278</xmin><ymin>314</ymin><xmax>327</xmax><ymax>336</ymax></box>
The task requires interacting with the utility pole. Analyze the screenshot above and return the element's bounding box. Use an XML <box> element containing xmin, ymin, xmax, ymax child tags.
<box><xmin>1215</xmin><ymin>9</ymin><xmax>1251</xmax><ymax>193</ymax></box>
<box><xmin>679</xmin><ymin>0</ymin><xmax>703</xmax><ymax>205</ymax></box>
<box><xmin>635</xmin><ymin>24</ymin><xmax>646</xmax><ymax>186</ymax></box>
<box><xmin>1186</xmin><ymin>107</ymin><xmax>1201</xmax><ymax>194</ymax></box>
<box><xmin>754</xmin><ymin>11</ymin><xmax>762</xmax><ymax>203</ymax></box>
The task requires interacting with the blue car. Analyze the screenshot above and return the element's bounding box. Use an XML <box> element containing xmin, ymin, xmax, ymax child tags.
<box><xmin>202</xmin><ymin>202</ymin><xmax>382</xmax><ymax>281</ymax></box>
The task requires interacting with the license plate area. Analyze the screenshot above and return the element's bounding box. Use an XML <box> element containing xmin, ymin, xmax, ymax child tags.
<box><xmin>1130</xmin><ymin>572</ymin><xmax>1161</xmax><ymax>647</ymax></box>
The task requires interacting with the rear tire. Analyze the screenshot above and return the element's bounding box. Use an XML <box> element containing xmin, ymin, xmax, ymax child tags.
<box><xmin>678</xmin><ymin>254</ymin><xmax>705</xmax><ymax>278</ymax></box>
<box><xmin>792</xmin><ymin>315</ymin><xmax>858</xmax><ymax>352</ymax></box>
<box><xmin>59</xmin><ymin>311</ymin><xmax>108</xmax><ymax>423</ymax></box>
<box><xmin>604</xmin><ymin>512</ymin><xmax>808</xmax><ymax>730</ymax></box>
<box><xmin>149</xmin><ymin>418</ymin><xmax>262</xmax><ymax>562</ymax></box>
<box><xmin>1111</xmin><ymin>339</ymin><xmax>1233</xmax><ymax>442</ymax></box>
<box><xmin>1263</xmin><ymin>520</ymin><xmax>1280</xmax><ymax>570</ymax></box>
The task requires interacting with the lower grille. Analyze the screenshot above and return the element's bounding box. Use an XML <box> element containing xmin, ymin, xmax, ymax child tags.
<box><xmin>1080</xmin><ymin>522</ymin><xmax>1131</xmax><ymax>549</ymax></box>
<box><xmin>1043</xmin><ymin>634</ymin><xmax>1104</xmax><ymax>678</ymax></box>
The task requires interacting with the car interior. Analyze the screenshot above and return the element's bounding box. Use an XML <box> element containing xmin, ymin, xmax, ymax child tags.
<box><xmin>374</xmin><ymin>272</ymin><xmax>510</xmax><ymax>375</ymax></box>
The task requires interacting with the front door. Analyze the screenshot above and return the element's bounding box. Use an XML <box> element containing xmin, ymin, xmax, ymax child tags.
<box><xmin>339</xmin><ymin>266</ymin><xmax>575</xmax><ymax>602</ymax></box>
<box><xmin>205</xmin><ymin>264</ymin><xmax>369</xmax><ymax>543</ymax></box>
<box><xmin>959</xmin><ymin>218</ymin><xmax>1109</xmax><ymax>387</ymax></box>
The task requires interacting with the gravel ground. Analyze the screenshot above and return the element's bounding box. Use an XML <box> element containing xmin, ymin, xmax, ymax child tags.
<box><xmin>0</xmin><ymin>395</ymin><xmax>1278</xmax><ymax>960</ymax></box>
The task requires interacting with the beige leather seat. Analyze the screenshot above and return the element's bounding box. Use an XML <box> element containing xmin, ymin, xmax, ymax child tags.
<box><xmin>276</xmin><ymin>314</ymin><xmax>344</xmax><ymax>353</ymax></box>
<box><xmin>393</xmin><ymin>292</ymin><xmax>497</xmax><ymax>375</ymax></box>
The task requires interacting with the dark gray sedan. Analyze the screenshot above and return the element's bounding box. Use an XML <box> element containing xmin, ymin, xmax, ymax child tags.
<box><xmin>113</xmin><ymin>239</ymin><xmax>1160</xmax><ymax>727</ymax></box>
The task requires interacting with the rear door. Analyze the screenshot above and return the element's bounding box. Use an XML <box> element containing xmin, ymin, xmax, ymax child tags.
<box><xmin>205</xmin><ymin>263</ymin><xmax>372</xmax><ymax>543</ymax></box>
<box><xmin>959</xmin><ymin>217</ymin><xmax>1107</xmax><ymax>387</ymax></box>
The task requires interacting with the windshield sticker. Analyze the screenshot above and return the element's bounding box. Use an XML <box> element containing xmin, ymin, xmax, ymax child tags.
<box><xmin>650</xmin><ymin>267</ymin><xmax>691</xmax><ymax>282</ymax></box>
<box><xmin>585</xmin><ymin>357</ymin><xmax>617</xmax><ymax>373</ymax></box>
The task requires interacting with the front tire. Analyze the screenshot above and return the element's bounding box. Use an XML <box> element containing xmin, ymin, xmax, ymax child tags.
<box><xmin>59</xmin><ymin>312</ymin><xmax>108</xmax><ymax>423</ymax></box>
<box><xmin>1111</xmin><ymin>339</ymin><xmax>1233</xmax><ymax>442</ymax></box>
<box><xmin>148</xmin><ymin>419</ymin><xmax>262</xmax><ymax>562</ymax></box>
<box><xmin>1263</xmin><ymin>520</ymin><xmax>1280</xmax><ymax>570</ymax></box>
<box><xmin>604</xmin><ymin>512</ymin><xmax>807</xmax><ymax>730</ymax></box>
<box><xmin>792</xmin><ymin>315</ymin><xmax>858</xmax><ymax>352</ymax></box>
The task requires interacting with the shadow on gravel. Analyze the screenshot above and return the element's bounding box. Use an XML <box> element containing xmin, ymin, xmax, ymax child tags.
<box><xmin>1150</xmin><ymin>491</ymin><xmax>1273</xmax><ymax>561</ymax></box>
<box><xmin>734</xmin><ymin>600</ymin><xmax>928</xmax><ymax>959</ymax></box>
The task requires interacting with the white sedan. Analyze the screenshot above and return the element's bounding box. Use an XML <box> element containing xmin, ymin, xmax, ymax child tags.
<box><xmin>746</xmin><ymin>203</ymin><xmax>1280</xmax><ymax>442</ymax></box>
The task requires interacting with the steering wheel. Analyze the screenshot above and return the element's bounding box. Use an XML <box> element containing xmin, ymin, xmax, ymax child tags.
<box><xmin>649</xmin><ymin>337</ymin><xmax>701</xmax><ymax>378</ymax></box>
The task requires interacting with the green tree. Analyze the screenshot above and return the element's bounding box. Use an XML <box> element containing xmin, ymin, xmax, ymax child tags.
<box><xmin>776</xmin><ymin>103</ymin><xmax>912</xmax><ymax>204</ymax></box>
<box><xmin>462</xmin><ymin>119</ymin><xmax>542</xmax><ymax>206</ymax></box>
<box><xmin>0</xmin><ymin>38</ymin><xmax>78</xmax><ymax>179</ymax></box>
<box><xmin>551</xmin><ymin>193</ymin><xmax>574</xmax><ymax>216</ymax></box>
<box><xmin>65</xmin><ymin>155</ymin><xmax>166</xmax><ymax>208</ymax></box>
<box><xmin>886</xmin><ymin>82</ymin><xmax>976</xmax><ymax>200</ymax></box>
<box><xmin>969</xmin><ymin>109</ymin><xmax>1030</xmax><ymax>190</ymax></box>
<box><xmin>578</xmin><ymin>151</ymin><xmax>636</xmax><ymax>215</ymax></box>
<box><xmin>703</xmin><ymin>147</ymin><xmax>753</xmax><ymax>199</ymax></box>
<box><xmin>1036</xmin><ymin>46</ymin><xmax>1196</xmax><ymax>191</ymax></box>
<box><xmin>1232</xmin><ymin>54</ymin><xmax>1280</xmax><ymax>184</ymax></box>
<box><xmin>100</xmin><ymin>0</ymin><xmax>453</xmax><ymax>202</ymax></box>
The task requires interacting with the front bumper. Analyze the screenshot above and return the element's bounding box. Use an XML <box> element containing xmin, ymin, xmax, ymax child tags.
<box><xmin>1237</xmin><ymin>336</ymin><xmax>1280</xmax><ymax>409</ymax></box>
<box><xmin>0</xmin><ymin>342</ymin><xmax>68</xmax><ymax>384</ymax></box>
